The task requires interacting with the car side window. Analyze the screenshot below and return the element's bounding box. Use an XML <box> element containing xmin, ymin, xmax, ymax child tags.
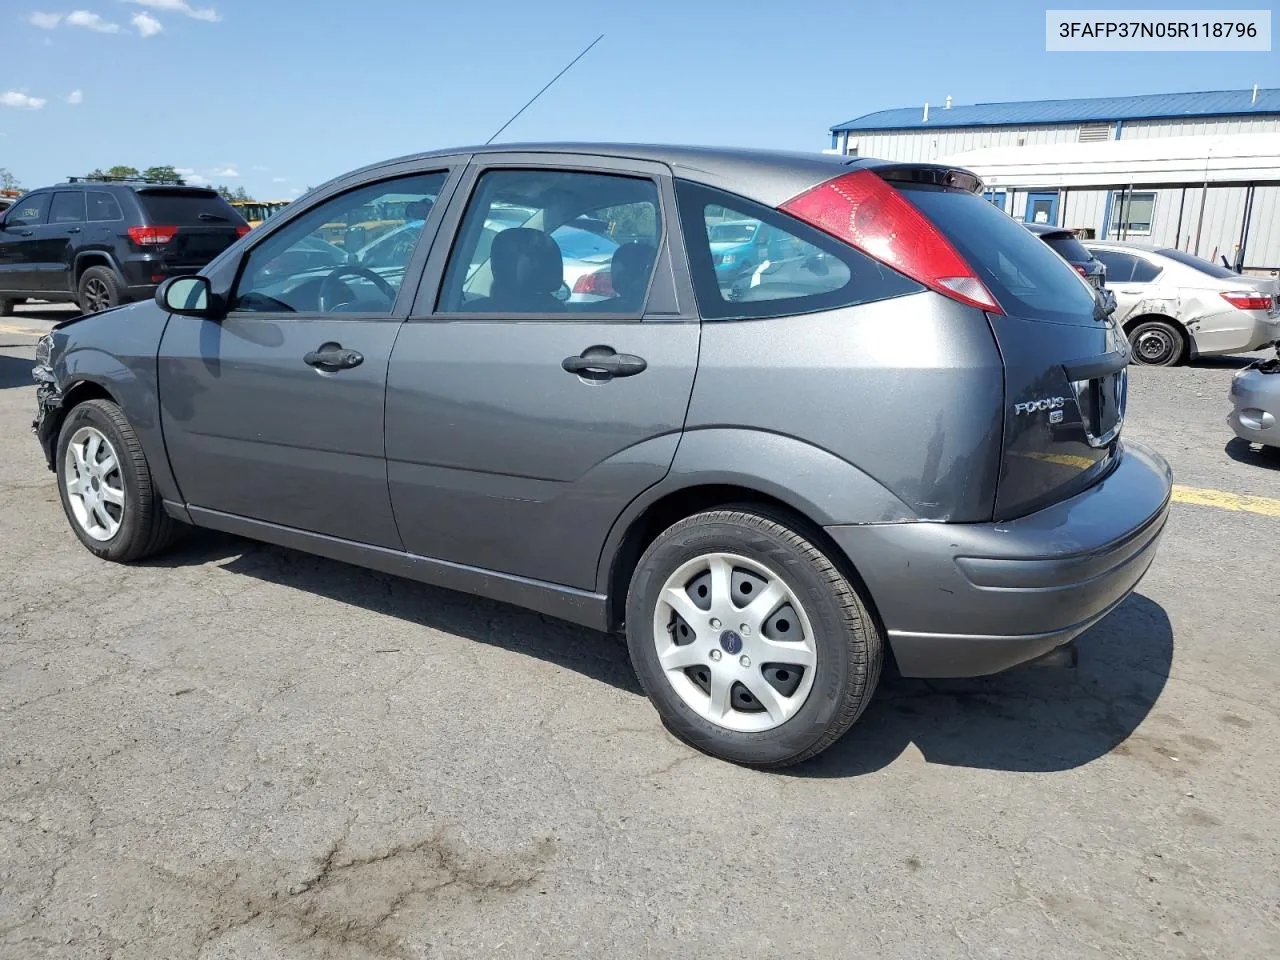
<box><xmin>49</xmin><ymin>192</ymin><xmax>87</xmax><ymax>224</ymax></box>
<box><xmin>6</xmin><ymin>194</ymin><xmax>50</xmax><ymax>227</ymax></box>
<box><xmin>675</xmin><ymin>179</ymin><xmax>923</xmax><ymax>321</ymax></box>
<box><xmin>1091</xmin><ymin>250</ymin><xmax>1137</xmax><ymax>283</ymax></box>
<box><xmin>231</xmin><ymin>171</ymin><xmax>448</xmax><ymax>315</ymax></box>
<box><xmin>437</xmin><ymin>169</ymin><xmax>663</xmax><ymax>316</ymax></box>
<box><xmin>1130</xmin><ymin>257</ymin><xmax>1161</xmax><ymax>283</ymax></box>
<box><xmin>87</xmin><ymin>192</ymin><xmax>123</xmax><ymax>222</ymax></box>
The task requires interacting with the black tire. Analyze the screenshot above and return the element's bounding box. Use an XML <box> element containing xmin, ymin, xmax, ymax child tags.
<box><xmin>0</xmin><ymin>297</ymin><xmax>14</xmax><ymax>317</ymax></box>
<box><xmin>1127</xmin><ymin>318</ymin><xmax>1185</xmax><ymax>366</ymax></box>
<box><xmin>77</xmin><ymin>266</ymin><xmax>124</xmax><ymax>314</ymax></box>
<box><xmin>55</xmin><ymin>399</ymin><xmax>182</xmax><ymax>562</ymax></box>
<box><xmin>625</xmin><ymin>507</ymin><xmax>882</xmax><ymax>769</ymax></box>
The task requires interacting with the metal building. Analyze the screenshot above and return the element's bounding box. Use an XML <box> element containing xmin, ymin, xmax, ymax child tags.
<box><xmin>828</xmin><ymin>88</ymin><xmax>1280</xmax><ymax>274</ymax></box>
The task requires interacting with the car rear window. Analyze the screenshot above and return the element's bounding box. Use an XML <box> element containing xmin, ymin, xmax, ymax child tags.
<box><xmin>901</xmin><ymin>185</ymin><xmax>1097</xmax><ymax>324</ymax></box>
<box><xmin>1156</xmin><ymin>247</ymin><xmax>1239</xmax><ymax>279</ymax></box>
<box><xmin>1042</xmin><ymin>233</ymin><xmax>1093</xmax><ymax>263</ymax></box>
<box><xmin>136</xmin><ymin>189</ymin><xmax>242</xmax><ymax>225</ymax></box>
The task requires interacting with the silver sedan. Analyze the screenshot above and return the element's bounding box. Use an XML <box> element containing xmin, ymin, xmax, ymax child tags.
<box><xmin>1083</xmin><ymin>241</ymin><xmax>1280</xmax><ymax>366</ymax></box>
<box><xmin>1230</xmin><ymin>357</ymin><xmax>1280</xmax><ymax>450</ymax></box>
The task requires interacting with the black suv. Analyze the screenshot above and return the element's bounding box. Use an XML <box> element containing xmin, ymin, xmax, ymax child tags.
<box><xmin>0</xmin><ymin>176</ymin><xmax>248</xmax><ymax>316</ymax></box>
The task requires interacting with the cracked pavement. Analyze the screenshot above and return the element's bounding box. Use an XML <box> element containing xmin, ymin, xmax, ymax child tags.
<box><xmin>2</xmin><ymin>307</ymin><xmax>1279</xmax><ymax>958</ymax></box>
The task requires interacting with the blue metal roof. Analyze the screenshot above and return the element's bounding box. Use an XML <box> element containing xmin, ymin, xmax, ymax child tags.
<box><xmin>832</xmin><ymin>88</ymin><xmax>1280</xmax><ymax>132</ymax></box>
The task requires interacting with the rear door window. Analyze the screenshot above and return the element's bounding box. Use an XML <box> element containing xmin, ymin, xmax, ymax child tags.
<box><xmin>1042</xmin><ymin>233</ymin><xmax>1092</xmax><ymax>263</ymax></box>
<box><xmin>675</xmin><ymin>179</ymin><xmax>922</xmax><ymax>321</ymax></box>
<box><xmin>136</xmin><ymin>189</ymin><xmax>242</xmax><ymax>224</ymax></box>
<box><xmin>900</xmin><ymin>185</ymin><xmax>1096</xmax><ymax>323</ymax></box>
<box><xmin>1090</xmin><ymin>250</ymin><xmax>1137</xmax><ymax>282</ymax></box>
<box><xmin>49</xmin><ymin>192</ymin><xmax>86</xmax><ymax>224</ymax></box>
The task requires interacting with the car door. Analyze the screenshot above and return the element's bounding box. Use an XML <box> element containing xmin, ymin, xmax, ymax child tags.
<box><xmin>385</xmin><ymin>155</ymin><xmax>701</xmax><ymax>590</ymax></box>
<box><xmin>156</xmin><ymin>167</ymin><xmax>460</xmax><ymax>548</ymax></box>
<box><xmin>1089</xmin><ymin>249</ymin><xmax>1161</xmax><ymax>325</ymax></box>
<box><xmin>0</xmin><ymin>192</ymin><xmax>52</xmax><ymax>292</ymax></box>
<box><xmin>36</xmin><ymin>191</ymin><xmax>86</xmax><ymax>294</ymax></box>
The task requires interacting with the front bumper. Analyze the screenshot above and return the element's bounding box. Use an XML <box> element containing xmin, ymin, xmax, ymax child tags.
<box><xmin>825</xmin><ymin>440</ymin><xmax>1172</xmax><ymax>677</ymax></box>
<box><xmin>1229</xmin><ymin>360</ymin><xmax>1280</xmax><ymax>447</ymax></box>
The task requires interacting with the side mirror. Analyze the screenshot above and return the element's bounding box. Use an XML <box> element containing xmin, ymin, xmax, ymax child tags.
<box><xmin>156</xmin><ymin>276</ymin><xmax>221</xmax><ymax>319</ymax></box>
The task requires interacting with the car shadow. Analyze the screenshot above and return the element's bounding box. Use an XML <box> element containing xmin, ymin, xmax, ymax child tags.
<box><xmin>146</xmin><ymin>533</ymin><xmax>1172</xmax><ymax>776</ymax></box>
<box><xmin>794</xmin><ymin>593</ymin><xmax>1173</xmax><ymax>777</ymax></box>
<box><xmin>1189</xmin><ymin>355</ymin><xmax>1264</xmax><ymax>370</ymax></box>
<box><xmin>0</xmin><ymin>353</ymin><xmax>34</xmax><ymax>390</ymax></box>
<box><xmin>1224</xmin><ymin>436</ymin><xmax>1280</xmax><ymax>469</ymax></box>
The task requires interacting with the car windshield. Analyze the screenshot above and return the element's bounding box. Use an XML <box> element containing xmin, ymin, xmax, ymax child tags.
<box><xmin>709</xmin><ymin>223</ymin><xmax>757</xmax><ymax>243</ymax></box>
<box><xmin>1156</xmin><ymin>247</ymin><xmax>1239</xmax><ymax>279</ymax></box>
<box><xmin>1043</xmin><ymin>233</ymin><xmax>1093</xmax><ymax>263</ymax></box>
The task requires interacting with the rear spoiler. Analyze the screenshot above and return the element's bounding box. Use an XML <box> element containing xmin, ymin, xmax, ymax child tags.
<box><xmin>854</xmin><ymin>160</ymin><xmax>985</xmax><ymax>195</ymax></box>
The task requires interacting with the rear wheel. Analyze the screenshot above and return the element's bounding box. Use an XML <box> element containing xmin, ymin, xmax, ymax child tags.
<box><xmin>625</xmin><ymin>508</ymin><xmax>882</xmax><ymax>769</ymax></box>
<box><xmin>78</xmin><ymin>267</ymin><xmax>123</xmax><ymax>314</ymax></box>
<box><xmin>1128</xmin><ymin>318</ymin><xmax>1185</xmax><ymax>366</ymax></box>
<box><xmin>56</xmin><ymin>399</ymin><xmax>182</xmax><ymax>561</ymax></box>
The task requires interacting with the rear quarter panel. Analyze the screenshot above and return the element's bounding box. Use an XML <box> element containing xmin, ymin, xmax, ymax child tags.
<box><xmin>683</xmin><ymin>293</ymin><xmax>1005</xmax><ymax>523</ymax></box>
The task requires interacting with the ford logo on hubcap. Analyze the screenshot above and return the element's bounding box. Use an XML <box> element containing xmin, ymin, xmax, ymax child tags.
<box><xmin>719</xmin><ymin>630</ymin><xmax>743</xmax><ymax>655</ymax></box>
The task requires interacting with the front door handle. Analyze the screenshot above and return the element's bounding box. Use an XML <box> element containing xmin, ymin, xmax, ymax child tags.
<box><xmin>18</xmin><ymin>230</ymin><xmax>33</xmax><ymax>237</ymax></box>
<box><xmin>562</xmin><ymin>346</ymin><xmax>647</xmax><ymax>381</ymax></box>
<box><xmin>304</xmin><ymin>343</ymin><xmax>364</xmax><ymax>371</ymax></box>
<box><xmin>67</xmin><ymin>226</ymin><xmax>81</xmax><ymax>234</ymax></box>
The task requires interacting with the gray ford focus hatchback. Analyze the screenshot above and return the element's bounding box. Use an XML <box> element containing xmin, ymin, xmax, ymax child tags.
<box><xmin>33</xmin><ymin>144</ymin><xmax>1172</xmax><ymax>768</ymax></box>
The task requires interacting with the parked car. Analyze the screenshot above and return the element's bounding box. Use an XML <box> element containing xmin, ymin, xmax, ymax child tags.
<box><xmin>0</xmin><ymin>176</ymin><xmax>249</xmax><ymax>316</ymax></box>
<box><xmin>1229</xmin><ymin>357</ymin><xmax>1280</xmax><ymax>450</ymax></box>
<box><xmin>32</xmin><ymin>145</ymin><xmax>1171</xmax><ymax>769</ymax></box>
<box><xmin>1083</xmin><ymin>241</ymin><xmax>1280</xmax><ymax>365</ymax></box>
<box><xmin>1025</xmin><ymin>223</ymin><xmax>1106</xmax><ymax>289</ymax></box>
<box><xmin>708</xmin><ymin>218</ymin><xmax>807</xmax><ymax>295</ymax></box>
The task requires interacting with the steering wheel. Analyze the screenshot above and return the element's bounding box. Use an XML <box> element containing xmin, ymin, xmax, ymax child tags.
<box><xmin>317</xmin><ymin>266</ymin><xmax>398</xmax><ymax>312</ymax></box>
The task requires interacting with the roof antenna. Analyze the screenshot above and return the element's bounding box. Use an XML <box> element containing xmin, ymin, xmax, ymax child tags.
<box><xmin>922</xmin><ymin>101</ymin><xmax>930</xmax><ymax>122</ymax></box>
<box><xmin>1252</xmin><ymin>83</ymin><xmax>1259</xmax><ymax>104</ymax></box>
<box><xmin>485</xmin><ymin>34</ymin><xmax>605</xmax><ymax>145</ymax></box>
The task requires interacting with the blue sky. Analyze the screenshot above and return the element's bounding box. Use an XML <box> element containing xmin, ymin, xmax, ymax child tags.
<box><xmin>2</xmin><ymin>0</ymin><xmax>1276</xmax><ymax>198</ymax></box>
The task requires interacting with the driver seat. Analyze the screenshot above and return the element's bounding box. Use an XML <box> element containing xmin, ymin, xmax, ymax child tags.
<box><xmin>484</xmin><ymin>228</ymin><xmax>566</xmax><ymax>312</ymax></box>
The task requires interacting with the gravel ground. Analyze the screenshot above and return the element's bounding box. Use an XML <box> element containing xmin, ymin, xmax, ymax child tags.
<box><xmin>1</xmin><ymin>305</ymin><xmax>1278</xmax><ymax>959</ymax></box>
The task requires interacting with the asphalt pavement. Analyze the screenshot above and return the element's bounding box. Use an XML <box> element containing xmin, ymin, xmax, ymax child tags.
<box><xmin>1</xmin><ymin>303</ymin><xmax>1278</xmax><ymax>959</ymax></box>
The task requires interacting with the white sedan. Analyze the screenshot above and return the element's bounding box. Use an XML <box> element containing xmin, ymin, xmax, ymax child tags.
<box><xmin>1083</xmin><ymin>241</ymin><xmax>1280</xmax><ymax>366</ymax></box>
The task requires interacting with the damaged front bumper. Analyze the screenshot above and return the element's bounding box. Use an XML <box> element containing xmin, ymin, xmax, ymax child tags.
<box><xmin>31</xmin><ymin>334</ymin><xmax>63</xmax><ymax>472</ymax></box>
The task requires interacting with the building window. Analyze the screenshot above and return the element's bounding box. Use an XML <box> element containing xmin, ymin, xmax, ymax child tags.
<box><xmin>1109</xmin><ymin>191</ymin><xmax>1156</xmax><ymax>237</ymax></box>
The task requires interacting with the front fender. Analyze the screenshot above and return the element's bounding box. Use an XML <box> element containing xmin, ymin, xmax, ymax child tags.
<box><xmin>594</xmin><ymin>427</ymin><xmax>917</xmax><ymax>593</ymax></box>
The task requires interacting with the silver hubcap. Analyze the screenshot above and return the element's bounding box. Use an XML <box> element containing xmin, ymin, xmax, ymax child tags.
<box><xmin>64</xmin><ymin>426</ymin><xmax>124</xmax><ymax>541</ymax></box>
<box><xmin>652</xmin><ymin>553</ymin><xmax>817</xmax><ymax>733</ymax></box>
<box><xmin>1135</xmin><ymin>328</ymin><xmax>1174</xmax><ymax>363</ymax></box>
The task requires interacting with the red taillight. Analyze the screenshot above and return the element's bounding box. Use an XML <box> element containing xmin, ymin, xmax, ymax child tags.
<box><xmin>1072</xmin><ymin>264</ymin><xmax>1087</xmax><ymax>276</ymax></box>
<box><xmin>1221</xmin><ymin>291</ymin><xmax>1273</xmax><ymax>311</ymax></box>
<box><xmin>128</xmin><ymin>225</ymin><xmax>178</xmax><ymax>246</ymax></box>
<box><xmin>573</xmin><ymin>269</ymin><xmax>614</xmax><ymax>296</ymax></box>
<box><xmin>236</xmin><ymin>224</ymin><xmax>251</xmax><ymax>237</ymax></box>
<box><xmin>779</xmin><ymin>169</ymin><xmax>1002</xmax><ymax>313</ymax></box>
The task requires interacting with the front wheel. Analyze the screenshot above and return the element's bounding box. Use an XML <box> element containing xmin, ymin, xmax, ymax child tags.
<box><xmin>625</xmin><ymin>508</ymin><xmax>882</xmax><ymax>769</ymax></box>
<box><xmin>56</xmin><ymin>399</ymin><xmax>182</xmax><ymax>561</ymax></box>
<box><xmin>1128</xmin><ymin>318</ymin><xmax>1185</xmax><ymax>366</ymax></box>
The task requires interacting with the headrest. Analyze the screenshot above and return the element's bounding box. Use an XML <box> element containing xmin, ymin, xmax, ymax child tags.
<box><xmin>491</xmin><ymin>228</ymin><xmax>563</xmax><ymax>294</ymax></box>
<box><xmin>611</xmin><ymin>242</ymin><xmax>657</xmax><ymax>300</ymax></box>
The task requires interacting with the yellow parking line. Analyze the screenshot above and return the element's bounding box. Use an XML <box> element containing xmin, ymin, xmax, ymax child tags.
<box><xmin>1171</xmin><ymin>485</ymin><xmax>1280</xmax><ymax>517</ymax></box>
<box><xmin>0</xmin><ymin>321</ymin><xmax>49</xmax><ymax>338</ymax></box>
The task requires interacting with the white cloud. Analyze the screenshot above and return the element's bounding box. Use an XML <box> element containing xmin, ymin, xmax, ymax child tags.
<box><xmin>271</xmin><ymin>176</ymin><xmax>287</xmax><ymax>183</ymax></box>
<box><xmin>173</xmin><ymin>168</ymin><xmax>210</xmax><ymax>185</ymax></box>
<box><xmin>66</xmin><ymin>10</ymin><xmax>122</xmax><ymax>33</ymax></box>
<box><xmin>1</xmin><ymin>91</ymin><xmax>48</xmax><ymax>110</ymax></box>
<box><xmin>27</xmin><ymin>11</ymin><xmax>63</xmax><ymax>28</ymax></box>
<box><xmin>125</xmin><ymin>0</ymin><xmax>220</xmax><ymax>22</ymax></box>
<box><xmin>213</xmin><ymin>166</ymin><xmax>239</xmax><ymax>177</ymax></box>
<box><xmin>65</xmin><ymin>89</ymin><xmax>84</xmax><ymax>105</ymax></box>
<box><xmin>131</xmin><ymin>11</ymin><xmax>163</xmax><ymax>36</ymax></box>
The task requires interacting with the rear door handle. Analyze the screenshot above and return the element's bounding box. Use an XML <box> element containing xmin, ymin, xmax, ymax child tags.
<box><xmin>304</xmin><ymin>343</ymin><xmax>364</xmax><ymax>371</ymax></box>
<box><xmin>18</xmin><ymin>230</ymin><xmax>32</xmax><ymax>237</ymax></box>
<box><xmin>67</xmin><ymin>227</ymin><xmax>81</xmax><ymax>234</ymax></box>
<box><xmin>562</xmin><ymin>346</ymin><xmax>647</xmax><ymax>381</ymax></box>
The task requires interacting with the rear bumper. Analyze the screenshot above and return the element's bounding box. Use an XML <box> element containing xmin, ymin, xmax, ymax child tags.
<box><xmin>825</xmin><ymin>440</ymin><xmax>1172</xmax><ymax>677</ymax></box>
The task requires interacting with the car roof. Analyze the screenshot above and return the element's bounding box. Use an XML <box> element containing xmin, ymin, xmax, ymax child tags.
<box><xmin>326</xmin><ymin>142</ymin><xmax>976</xmax><ymax>209</ymax></box>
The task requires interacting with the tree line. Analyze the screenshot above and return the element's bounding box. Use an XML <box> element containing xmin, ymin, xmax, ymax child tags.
<box><xmin>0</xmin><ymin>164</ymin><xmax>254</xmax><ymax>202</ymax></box>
